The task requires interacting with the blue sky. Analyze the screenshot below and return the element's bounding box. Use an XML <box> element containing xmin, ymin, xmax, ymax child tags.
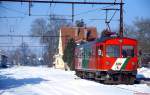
<box><xmin>124</xmin><ymin>0</ymin><xmax>150</xmax><ymax>24</ymax></box>
<box><xmin>0</xmin><ymin>0</ymin><xmax>150</xmax><ymax>54</ymax></box>
<box><xmin>0</xmin><ymin>0</ymin><xmax>150</xmax><ymax>34</ymax></box>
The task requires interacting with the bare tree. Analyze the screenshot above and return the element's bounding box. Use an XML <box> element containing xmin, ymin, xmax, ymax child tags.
<box><xmin>9</xmin><ymin>42</ymin><xmax>37</xmax><ymax>66</ymax></box>
<box><xmin>31</xmin><ymin>18</ymin><xmax>47</xmax><ymax>43</ymax></box>
<box><xmin>75</xmin><ymin>19</ymin><xmax>85</xmax><ymax>27</ymax></box>
<box><xmin>30</xmin><ymin>15</ymin><xmax>72</xmax><ymax>66</ymax></box>
<box><xmin>125</xmin><ymin>18</ymin><xmax>150</xmax><ymax>52</ymax></box>
<box><xmin>12</xmin><ymin>48</ymin><xmax>22</xmax><ymax>66</ymax></box>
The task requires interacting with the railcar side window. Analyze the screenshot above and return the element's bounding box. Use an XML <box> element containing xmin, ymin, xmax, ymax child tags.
<box><xmin>122</xmin><ymin>46</ymin><xmax>134</xmax><ymax>57</ymax></box>
<box><xmin>96</xmin><ymin>45</ymin><xmax>103</xmax><ymax>57</ymax></box>
<box><xmin>106</xmin><ymin>45</ymin><xmax>120</xmax><ymax>57</ymax></box>
<box><xmin>98</xmin><ymin>49</ymin><xmax>102</xmax><ymax>56</ymax></box>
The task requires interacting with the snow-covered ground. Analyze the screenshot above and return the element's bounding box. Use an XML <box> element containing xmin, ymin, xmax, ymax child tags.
<box><xmin>137</xmin><ymin>67</ymin><xmax>150</xmax><ymax>79</ymax></box>
<box><xmin>0</xmin><ymin>66</ymin><xmax>150</xmax><ymax>95</ymax></box>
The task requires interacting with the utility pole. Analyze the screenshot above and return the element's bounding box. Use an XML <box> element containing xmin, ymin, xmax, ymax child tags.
<box><xmin>119</xmin><ymin>0</ymin><xmax>124</xmax><ymax>37</ymax></box>
<box><xmin>72</xmin><ymin>4</ymin><xmax>74</xmax><ymax>22</ymax></box>
<box><xmin>29</xmin><ymin>0</ymin><xmax>32</xmax><ymax>16</ymax></box>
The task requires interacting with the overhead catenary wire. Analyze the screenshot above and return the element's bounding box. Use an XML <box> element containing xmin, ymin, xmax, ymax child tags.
<box><xmin>0</xmin><ymin>16</ymin><xmax>24</xmax><ymax>18</ymax></box>
<box><xmin>89</xmin><ymin>18</ymin><xmax>119</xmax><ymax>21</ymax></box>
<box><xmin>0</xmin><ymin>45</ymin><xmax>49</xmax><ymax>47</ymax></box>
<box><xmin>74</xmin><ymin>5</ymin><xmax>115</xmax><ymax>16</ymax></box>
<box><xmin>0</xmin><ymin>2</ymin><xmax>119</xmax><ymax>23</ymax></box>
<box><xmin>0</xmin><ymin>0</ymin><xmax>124</xmax><ymax>24</ymax></box>
<box><xmin>0</xmin><ymin>1</ymin><xmax>123</xmax><ymax>36</ymax></box>
<box><xmin>1</xmin><ymin>0</ymin><xmax>124</xmax><ymax>5</ymax></box>
<box><xmin>0</xmin><ymin>35</ymin><xmax>72</xmax><ymax>37</ymax></box>
<box><xmin>0</xmin><ymin>0</ymin><xmax>123</xmax><ymax>19</ymax></box>
<box><xmin>0</xmin><ymin>0</ymin><xmax>125</xmax><ymax>59</ymax></box>
<box><xmin>0</xmin><ymin>5</ymin><xmax>28</xmax><ymax>15</ymax></box>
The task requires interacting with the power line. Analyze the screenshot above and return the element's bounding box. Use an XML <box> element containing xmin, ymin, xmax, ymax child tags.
<box><xmin>74</xmin><ymin>5</ymin><xmax>114</xmax><ymax>16</ymax></box>
<box><xmin>0</xmin><ymin>16</ymin><xmax>24</xmax><ymax>18</ymax></box>
<box><xmin>0</xmin><ymin>45</ymin><xmax>48</xmax><ymax>47</ymax></box>
<box><xmin>0</xmin><ymin>0</ymin><xmax>124</xmax><ymax>37</ymax></box>
<box><xmin>1</xmin><ymin>0</ymin><xmax>123</xmax><ymax>5</ymax></box>
<box><xmin>0</xmin><ymin>5</ymin><xmax>72</xmax><ymax>18</ymax></box>
<box><xmin>0</xmin><ymin>5</ymin><xmax>28</xmax><ymax>15</ymax></box>
<box><xmin>30</xmin><ymin>14</ymin><xmax>72</xmax><ymax>17</ymax></box>
<box><xmin>0</xmin><ymin>35</ymin><xmax>70</xmax><ymax>37</ymax></box>
<box><xmin>89</xmin><ymin>18</ymin><xmax>119</xmax><ymax>21</ymax></box>
<box><xmin>0</xmin><ymin>1</ymin><xmax>121</xmax><ymax>22</ymax></box>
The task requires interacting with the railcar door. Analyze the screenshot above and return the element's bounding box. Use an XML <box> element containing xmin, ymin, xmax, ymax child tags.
<box><xmin>96</xmin><ymin>44</ymin><xmax>103</xmax><ymax>70</ymax></box>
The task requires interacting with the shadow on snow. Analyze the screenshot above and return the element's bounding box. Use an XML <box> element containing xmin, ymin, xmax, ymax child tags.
<box><xmin>0</xmin><ymin>75</ymin><xmax>48</xmax><ymax>90</ymax></box>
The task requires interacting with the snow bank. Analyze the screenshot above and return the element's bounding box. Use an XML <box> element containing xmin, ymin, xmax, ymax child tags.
<box><xmin>137</xmin><ymin>67</ymin><xmax>150</xmax><ymax>78</ymax></box>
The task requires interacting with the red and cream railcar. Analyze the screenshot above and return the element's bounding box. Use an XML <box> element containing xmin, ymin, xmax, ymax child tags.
<box><xmin>75</xmin><ymin>37</ymin><xmax>138</xmax><ymax>84</ymax></box>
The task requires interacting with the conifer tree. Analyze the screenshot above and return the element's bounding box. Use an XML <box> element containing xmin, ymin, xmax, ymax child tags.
<box><xmin>63</xmin><ymin>38</ymin><xmax>76</xmax><ymax>70</ymax></box>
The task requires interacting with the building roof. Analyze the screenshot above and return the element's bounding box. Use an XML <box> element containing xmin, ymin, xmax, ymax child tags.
<box><xmin>60</xmin><ymin>26</ymin><xmax>97</xmax><ymax>52</ymax></box>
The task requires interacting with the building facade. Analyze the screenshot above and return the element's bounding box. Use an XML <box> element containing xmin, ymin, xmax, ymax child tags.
<box><xmin>53</xmin><ymin>26</ymin><xmax>97</xmax><ymax>69</ymax></box>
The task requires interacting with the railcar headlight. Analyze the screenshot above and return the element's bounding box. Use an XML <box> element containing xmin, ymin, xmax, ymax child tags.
<box><xmin>106</xmin><ymin>74</ymin><xmax>110</xmax><ymax>78</ymax></box>
<box><xmin>106</xmin><ymin>61</ymin><xmax>110</xmax><ymax>65</ymax></box>
<box><xmin>132</xmin><ymin>62</ymin><xmax>135</xmax><ymax>65</ymax></box>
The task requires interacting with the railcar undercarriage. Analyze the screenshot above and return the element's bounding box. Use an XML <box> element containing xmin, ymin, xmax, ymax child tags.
<box><xmin>75</xmin><ymin>70</ymin><xmax>137</xmax><ymax>85</ymax></box>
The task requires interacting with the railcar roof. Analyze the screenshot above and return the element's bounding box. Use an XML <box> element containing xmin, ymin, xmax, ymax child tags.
<box><xmin>96</xmin><ymin>37</ymin><xmax>137</xmax><ymax>42</ymax></box>
<box><xmin>76</xmin><ymin>37</ymin><xmax>137</xmax><ymax>48</ymax></box>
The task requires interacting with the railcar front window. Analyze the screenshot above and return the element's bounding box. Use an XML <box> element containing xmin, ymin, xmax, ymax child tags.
<box><xmin>122</xmin><ymin>46</ymin><xmax>134</xmax><ymax>57</ymax></box>
<box><xmin>106</xmin><ymin>45</ymin><xmax>120</xmax><ymax>57</ymax></box>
